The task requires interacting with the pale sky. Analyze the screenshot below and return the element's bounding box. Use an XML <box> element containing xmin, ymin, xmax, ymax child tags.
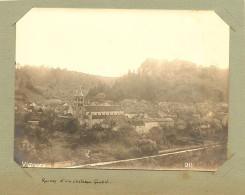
<box><xmin>16</xmin><ymin>8</ymin><xmax>229</xmax><ymax>77</ymax></box>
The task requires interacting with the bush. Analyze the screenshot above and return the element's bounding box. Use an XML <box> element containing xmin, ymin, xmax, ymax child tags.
<box><xmin>66</xmin><ymin>118</ymin><xmax>80</xmax><ymax>134</ymax></box>
<box><xmin>14</xmin><ymin>120</ymin><xmax>27</xmax><ymax>137</ymax></box>
<box><xmin>131</xmin><ymin>138</ymin><xmax>158</xmax><ymax>157</ymax></box>
<box><xmin>147</xmin><ymin>127</ymin><xmax>165</xmax><ymax>147</ymax></box>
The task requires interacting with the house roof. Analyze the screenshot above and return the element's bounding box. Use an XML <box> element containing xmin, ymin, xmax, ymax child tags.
<box><xmin>157</xmin><ymin>118</ymin><xmax>174</xmax><ymax>122</ymax></box>
<box><xmin>30</xmin><ymin>102</ymin><xmax>37</xmax><ymax>107</ymax></box>
<box><xmin>102</xmin><ymin>115</ymin><xmax>127</xmax><ymax>124</ymax></box>
<box><xmin>130</xmin><ymin>120</ymin><xmax>145</xmax><ymax>126</ymax></box>
<box><xmin>200</xmin><ymin>116</ymin><xmax>213</xmax><ymax>124</ymax></box>
<box><xmin>125</xmin><ymin>111</ymin><xmax>138</xmax><ymax>114</ymax></box>
<box><xmin>143</xmin><ymin>118</ymin><xmax>173</xmax><ymax>123</ymax></box>
<box><xmin>88</xmin><ymin>115</ymin><xmax>108</xmax><ymax>119</ymax></box>
<box><xmin>145</xmin><ymin>112</ymin><xmax>161</xmax><ymax>119</ymax></box>
<box><xmin>28</xmin><ymin>120</ymin><xmax>39</xmax><ymax>122</ymax></box>
<box><xmin>22</xmin><ymin>139</ymin><xmax>30</xmax><ymax>144</ymax></box>
<box><xmin>85</xmin><ymin>105</ymin><xmax>123</xmax><ymax>112</ymax></box>
<box><xmin>144</xmin><ymin>119</ymin><xmax>159</xmax><ymax>123</ymax></box>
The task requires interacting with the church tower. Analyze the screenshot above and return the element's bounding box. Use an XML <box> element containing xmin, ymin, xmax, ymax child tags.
<box><xmin>73</xmin><ymin>86</ymin><xmax>85</xmax><ymax>121</ymax></box>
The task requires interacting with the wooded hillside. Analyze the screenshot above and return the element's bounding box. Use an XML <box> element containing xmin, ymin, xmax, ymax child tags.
<box><xmin>15</xmin><ymin>65</ymin><xmax>116</xmax><ymax>103</ymax></box>
<box><xmin>87</xmin><ymin>59</ymin><xmax>229</xmax><ymax>103</ymax></box>
<box><xmin>15</xmin><ymin>59</ymin><xmax>229</xmax><ymax>104</ymax></box>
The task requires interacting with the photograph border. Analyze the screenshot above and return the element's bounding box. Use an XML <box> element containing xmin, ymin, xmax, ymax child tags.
<box><xmin>0</xmin><ymin>0</ymin><xmax>244</xmax><ymax>194</ymax></box>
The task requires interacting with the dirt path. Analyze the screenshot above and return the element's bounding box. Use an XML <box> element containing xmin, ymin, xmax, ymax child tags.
<box><xmin>66</xmin><ymin>144</ymin><xmax>221</xmax><ymax>168</ymax></box>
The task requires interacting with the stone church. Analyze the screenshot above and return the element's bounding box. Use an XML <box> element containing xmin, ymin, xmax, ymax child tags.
<box><xmin>68</xmin><ymin>86</ymin><xmax>124</xmax><ymax>128</ymax></box>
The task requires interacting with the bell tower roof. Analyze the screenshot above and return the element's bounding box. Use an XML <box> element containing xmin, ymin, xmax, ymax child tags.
<box><xmin>75</xmin><ymin>86</ymin><xmax>84</xmax><ymax>97</ymax></box>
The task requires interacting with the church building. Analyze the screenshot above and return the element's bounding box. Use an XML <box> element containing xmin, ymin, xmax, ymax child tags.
<box><xmin>68</xmin><ymin>86</ymin><xmax>124</xmax><ymax>128</ymax></box>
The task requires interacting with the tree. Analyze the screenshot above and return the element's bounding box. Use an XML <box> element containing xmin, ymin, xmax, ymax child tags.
<box><xmin>131</xmin><ymin>138</ymin><xmax>158</xmax><ymax>157</ymax></box>
<box><xmin>147</xmin><ymin>127</ymin><xmax>165</xmax><ymax>148</ymax></box>
<box><xmin>65</xmin><ymin>118</ymin><xmax>80</xmax><ymax>134</ymax></box>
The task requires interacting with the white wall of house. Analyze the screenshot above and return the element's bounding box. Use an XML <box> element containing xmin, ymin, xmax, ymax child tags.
<box><xmin>125</xmin><ymin>113</ymin><xmax>137</xmax><ymax>118</ymax></box>
<box><xmin>158</xmin><ymin>121</ymin><xmax>174</xmax><ymax>127</ymax></box>
<box><xmin>145</xmin><ymin>122</ymin><xmax>159</xmax><ymax>132</ymax></box>
<box><xmin>102</xmin><ymin>124</ymin><xmax>110</xmax><ymax>129</ymax></box>
<box><xmin>135</xmin><ymin>125</ymin><xmax>146</xmax><ymax>134</ymax></box>
<box><xmin>86</xmin><ymin>111</ymin><xmax>124</xmax><ymax>116</ymax></box>
<box><xmin>85</xmin><ymin>118</ymin><xmax>104</xmax><ymax>128</ymax></box>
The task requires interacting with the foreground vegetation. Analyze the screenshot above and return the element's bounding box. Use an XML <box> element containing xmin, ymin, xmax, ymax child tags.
<box><xmin>14</xmin><ymin>108</ymin><xmax>227</xmax><ymax>169</ymax></box>
<box><xmin>91</xmin><ymin>144</ymin><xmax>227</xmax><ymax>170</ymax></box>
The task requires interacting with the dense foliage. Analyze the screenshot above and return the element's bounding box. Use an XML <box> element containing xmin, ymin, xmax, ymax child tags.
<box><xmin>15</xmin><ymin>64</ymin><xmax>116</xmax><ymax>103</ymax></box>
<box><xmin>87</xmin><ymin>59</ymin><xmax>229</xmax><ymax>103</ymax></box>
<box><xmin>15</xmin><ymin>59</ymin><xmax>228</xmax><ymax>104</ymax></box>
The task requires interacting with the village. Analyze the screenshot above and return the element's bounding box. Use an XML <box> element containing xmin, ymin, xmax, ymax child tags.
<box><xmin>15</xmin><ymin>86</ymin><xmax>228</xmax><ymax>133</ymax></box>
<box><xmin>14</xmin><ymin>86</ymin><xmax>228</xmax><ymax>168</ymax></box>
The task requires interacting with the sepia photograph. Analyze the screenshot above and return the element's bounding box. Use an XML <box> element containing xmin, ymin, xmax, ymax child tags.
<box><xmin>14</xmin><ymin>8</ymin><xmax>229</xmax><ymax>170</ymax></box>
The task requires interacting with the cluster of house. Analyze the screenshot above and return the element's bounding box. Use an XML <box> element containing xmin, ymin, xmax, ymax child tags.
<box><xmin>65</xmin><ymin>86</ymin><xmax>175</xmax><ymax>133</ymax></box>
<box><xmin>15</xmin><ymin>102</ymin><xmax>46</xmax><ymax>113</ymax></box>
<box><xmin>130</xmin><ymin>117</ymin><xmax>174</xmax><ymax>134</ymax></box>
<box><xmin>17</xmin><ymin>86</ymin><xmax>228</xmax><ymax>135</ymax></box>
